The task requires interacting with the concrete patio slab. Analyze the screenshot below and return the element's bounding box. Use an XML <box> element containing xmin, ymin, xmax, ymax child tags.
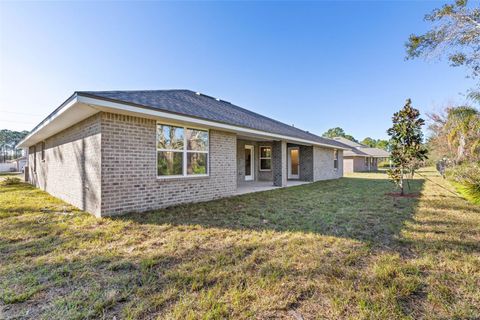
<box><xmin>235</xmin><ymin>180</ymin><xmax>310</xmax><ymax>195</ymax></box>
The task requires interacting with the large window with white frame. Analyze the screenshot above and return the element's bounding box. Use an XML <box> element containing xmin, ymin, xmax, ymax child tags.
<box><xmin>259</xmin><ymin>146</ymin><xmax>272</xmax><ymax>171</ymax></box>
<box><xmin>156</xmin><ymin>124</ymin><xmax>209</xmax><ymax>177</ymax></box>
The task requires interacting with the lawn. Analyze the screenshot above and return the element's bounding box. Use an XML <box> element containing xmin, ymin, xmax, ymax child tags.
<box><xmin>0</xmin><ymin>168</ymin><xmax>479</xmax><ymax>319</ymax></box>
<box><xmin>0</xmin><ymin>172</ymin><xmax>21</xmax><ymax>178</ymax></box>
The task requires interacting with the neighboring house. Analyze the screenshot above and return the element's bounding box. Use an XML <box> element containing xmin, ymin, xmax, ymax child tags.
<box><xmin>0</xmin><ymin>162</ymin><xmax>16</xmax><ymax>172</ymax></box>
<box><xmin>10</xmin><ymin>156</ymin><xmax>27</xmax><ymax>172</ymax></box>
<box><xmin>333</xmin><ymin>137</ymin><xmax>390</xmax><ymax>173</ymax></box>
<box><xmin>18</xmin><ymin>90</ymin><xmax>349</xmax><ymax>217</ymax></box>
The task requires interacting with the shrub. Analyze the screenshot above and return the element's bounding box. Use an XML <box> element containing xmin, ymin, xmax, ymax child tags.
<box><xmin>1</xmin><ymin>177</ymin><xmax>21</xmax><ymax>186</ymax></box>
<box><xmin>378</xmin><ymin>161</ymin><xmax>390</xmax><ymax>168</ymax></box>
<box><xmin>447</xmin><ymin>162</ymin><xmax>480</xmax><ymax>205</ymax></box>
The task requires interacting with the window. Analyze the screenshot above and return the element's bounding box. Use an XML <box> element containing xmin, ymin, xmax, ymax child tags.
<box><xmin>365</xmin><ymin>157</ymin><xmax>369</xmax><ymax>167</ymax></box>
<box><xmin>156</xmin><ymin>124</ymin><xmax>208</xmax><ymax>177</ymax></box>
<box><xmin>41</xmin><ymin>142</ymin><xmax>45</xmax><ymax>161</ymax></box>
<box><xmin>259</xmin><ymin>146</ymin><xmax>272</xmax><ymax>171</ymax></box>
<box><xmin>333</xmin><ymin>149</ymin><xmax>339</xmax><ymax>169</ymax></box>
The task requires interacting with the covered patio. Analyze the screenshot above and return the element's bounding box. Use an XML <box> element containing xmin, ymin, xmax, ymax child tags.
<box><xmin>236</xmin><ymin>135</ymin><xmax>315</xmax><ymax>193</ymax></box>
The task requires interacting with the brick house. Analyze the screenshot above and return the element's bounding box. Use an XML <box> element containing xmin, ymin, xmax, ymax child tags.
<box><xmin>18</xmin><ymin>90</ymin><xmax>349</xmax><ymax>217</ymax></box>
<box><xmin>333</xmin><ymin>137</ymin><xmax>390</xmax><ymax>173</ymax></box>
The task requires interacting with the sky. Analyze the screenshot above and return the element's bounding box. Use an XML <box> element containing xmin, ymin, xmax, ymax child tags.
<box><xmin>0</xmin><ymin>1</ymin><xmax>476</xmax><ymax>140</ymax></box>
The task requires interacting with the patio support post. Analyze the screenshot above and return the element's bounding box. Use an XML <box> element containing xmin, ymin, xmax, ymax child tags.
<box><xmin>272</xmin><ymin>140</ymin><xmax>287</xmax><ymax>187</ymax></box>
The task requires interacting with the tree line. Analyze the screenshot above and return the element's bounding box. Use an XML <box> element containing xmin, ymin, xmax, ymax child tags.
<box><xmin>0</xmin><ymin>129</ymin><xmax>29</xmax><ymax>163</ymax></box>
<box><xmin>321</xmin><ymin>127</ymin><xmax>390</xmax><ymax>150</ymax></box>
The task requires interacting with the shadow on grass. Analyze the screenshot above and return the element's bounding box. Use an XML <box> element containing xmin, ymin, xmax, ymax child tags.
<box><xmin>421</xmin><ymin>198</ymin><xmax>480</xmax><ymax>214</ymax></box>
<box><xmin>113</xmin><ymin>177</ymin><xmax>425</xmax><ymax>248</ymax></box>
<box><xmin>3</xmin><ymin>173</ymin><xmax>480</xmax><ymax>319</ymax></box>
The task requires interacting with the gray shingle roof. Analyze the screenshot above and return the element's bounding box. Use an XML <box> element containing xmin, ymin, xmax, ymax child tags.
<box><xmin>77</xmin><ymin>90</ymin><xmax>348</xmax><ymax>149</ymax></box>
<box><xmin>344</xmin><ymin>148</ymin><xmax>370</xmax><ymax>157</ymax></box>
<box><xmin>358</xmin><ymin>147</ymin><xmax>390</xmax><ymax>158</ymax></box>
<box><xmin>343</xmin><ymin>147</ymin><xmax>390</xmax><ymax>157</ymax></box>
<box><xmin>333</xmin><ymin>137</ymin><xmax>366</xmax><ymax>148</ymax></box>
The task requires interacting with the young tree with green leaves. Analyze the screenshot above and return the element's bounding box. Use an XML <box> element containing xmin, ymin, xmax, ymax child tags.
<box><xmin>387</xmin><ymin>99</ymin><xmax>428</xmax><ymax>195</ymax></box>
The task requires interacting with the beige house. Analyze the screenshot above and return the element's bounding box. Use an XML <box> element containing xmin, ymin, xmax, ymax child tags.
<box><xmin>333</xmin><ymin>137</ymin><xmax>390</xmax><ymax>173</ymax></box>
<box><xmin>18</xmin><ymin>90</ymin><xmax>349</xmax><ymax>217</ymax></box>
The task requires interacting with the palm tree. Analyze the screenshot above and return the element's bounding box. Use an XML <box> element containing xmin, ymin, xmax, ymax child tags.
<box><xmin>445</xmin><ymin>106</ymin><xmax>480</xmax><ymax>163</ymax></box>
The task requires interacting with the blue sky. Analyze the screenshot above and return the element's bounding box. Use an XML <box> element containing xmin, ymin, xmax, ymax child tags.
<box><xmin>0</xmin><ymin>1</ymin><xmax>475</xmax><ymax>140</ymax></box>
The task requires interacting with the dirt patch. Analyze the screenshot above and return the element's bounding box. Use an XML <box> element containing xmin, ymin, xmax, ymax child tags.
<box><xmin>385</xmin><ymin>192</ymin><xmax>420</xmax><ymax>198</ymax></box>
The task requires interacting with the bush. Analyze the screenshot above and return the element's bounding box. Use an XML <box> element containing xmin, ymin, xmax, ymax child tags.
<box><xmin>447</xmin><ymin>162</ymin><xmax>480</xmax><ymax>205</ymax></box>
<box><xmin>378</xmin><ymin>161</ymin><xmax>391</xmax><ymax>168</ymax></box>
<box><xmin>1</xmin><ymin>177</ymin><xmax>21</xmax><ymax>186</ymax></box>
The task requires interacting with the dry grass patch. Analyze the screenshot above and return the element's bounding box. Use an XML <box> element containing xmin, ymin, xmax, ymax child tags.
<box><xmin>0</xmin><ymin>168</ymin><xmax>479</xmax><ymax>319</ymax></box>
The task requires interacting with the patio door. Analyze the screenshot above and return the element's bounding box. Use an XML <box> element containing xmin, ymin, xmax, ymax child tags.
<box><xmin>245</xmin><ymin>145</ymin><xmax>254</xmax><ymax>181</ymax></box>
<box><xmin>288</xmin><ymin>147</ymin><xmax>299</xmax><ymax>179</ymax></box>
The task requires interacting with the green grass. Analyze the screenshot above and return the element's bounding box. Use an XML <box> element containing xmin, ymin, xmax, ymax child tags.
<box><xmin>0</xmin><ymin>172</ymin><xmax>21</xmax><ymax>177</ymax></box>
<box><xmin>0</xmin><ymin>168</ymin><xmax>479</xmax><ymax>319</ymax></box>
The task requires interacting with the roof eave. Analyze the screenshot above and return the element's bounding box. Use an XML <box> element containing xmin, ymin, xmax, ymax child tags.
<box><xmin>16</xmin><ymin>93</ymin><xmax>100</xmax><ymax>148</ymax></box>
<box><xmin>17</xmin><ymin>92</ymin><xmax>350</xmax><ymax>151</ymax></box>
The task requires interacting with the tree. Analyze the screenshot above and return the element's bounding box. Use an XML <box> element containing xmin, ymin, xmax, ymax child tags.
<box><xmin>376</xmin><ymin>139</ymin><xmax>390</xmax><ymax>151</ymax></box>
<box><xmin>361</xmin><ymin>137</ymin><xmax>376</xmax><ymax>147</ymax></box>
<box><xmin>387</xmin><ymin>99</ymin><xmax>429</xmax><ymax>195</ymax></box>
<box><xmin>322</xmin><ymin>127</ymin><xmax>346</xmax><ymax>138</ymax></box>
<box><xmin>322</xmin><ymin>127</ymin><xmax>358</xmax><ymax>142</ymax></box>
<box><xmin>0</xmin><ymin>129</ymin><xmax>28</xmax><ymax>162</ymax></box>
<box><xmin>360</xmin><ymin>137</ymin><xmax>390</xmax><ymax>150</ymax></box>
<box><xmin>427</xmin><ymin>108</ymin><xmax>453</xmax><ymax>160</ymax></box>
<box><xmin>446</xmin><ymin>106</ymin><xmax>480</xmax><ymax>162</ymax></box>
<box><xmin>406</xmin><ymin>0</ymin><xmax>480</xmax><ymax>81</ymax></box>
<box><xmin>427</xmin><ymin>106</ymin><xmax>480</xmax><ymax>162</ymax></box>
<box><xmin>343</xmin><ymin>134</ymin><xmax>357</xmax><ymax>142</ymax></box>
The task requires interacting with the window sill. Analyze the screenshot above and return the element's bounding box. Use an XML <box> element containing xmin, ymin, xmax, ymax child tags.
<box><xmin>259</xmin><ymin>169</ymin><xmax>272</xmax><ymax>172</ymax></box>
<box><xmin>157</xmin><ymin>174</ymin><xmax>210</xmax><ymax>182</ymax></box>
